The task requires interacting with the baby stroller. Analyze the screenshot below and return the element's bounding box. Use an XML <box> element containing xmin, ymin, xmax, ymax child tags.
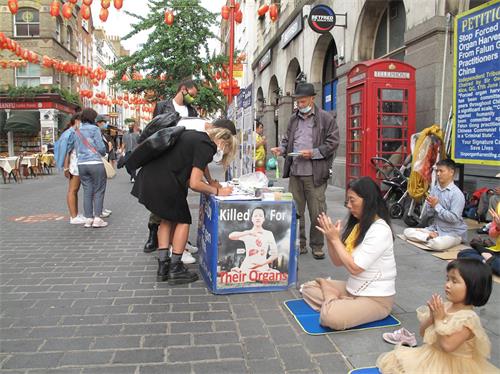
<box><xmin>370</xmin><ymin>156</ymin><xmax>411</xmax><ymax>219</ymax></box>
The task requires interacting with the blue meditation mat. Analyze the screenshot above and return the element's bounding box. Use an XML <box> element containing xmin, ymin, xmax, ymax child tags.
<box><xmin>348</xmin><ymin>367</ymin><xmax>381</xmax><ymax>374</ymax></box>
<box><xmin>284</xmin><ymin>299</ymin><xmax>400</xmax><ymax>335</ymax></box>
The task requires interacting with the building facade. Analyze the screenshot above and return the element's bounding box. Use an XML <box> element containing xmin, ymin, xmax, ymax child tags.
<box><xmin>249</xmin><ymin>0</ymin><xmax>496</xmax><ymax>189</ymax></box>
<box><xmin>0</xmin><ymin>0</ymin><xmax>85</xmax><ymax>155</ymax></box>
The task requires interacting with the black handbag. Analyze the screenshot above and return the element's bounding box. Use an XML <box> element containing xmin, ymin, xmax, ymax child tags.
<box><xmin>125</xmin><ymin>126</ymin><xmax>185</xmax><ymax>170</ymax></box>
<box><xmin>138</xmin><ymin>111</ymin><xmax>181</xmax><ymax>143</ymax></box>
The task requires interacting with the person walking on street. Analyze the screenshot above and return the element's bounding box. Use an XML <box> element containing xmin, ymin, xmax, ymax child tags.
<box><xmin>95</xmin><ymin>114</ymin><xmax>113</xmax><ymax>218</ymax></box>
<box><xmin>70</xmin><ymin>108</ymin><xmax>108</xmax><ymax>228</ymax></box>
<box><xmin>54</xmin><ymin>113</ymin><xmax>86</xmax><ymax>225</ymax></box>
<box><xmin>271</xmin><ymin>82</ymin><xmax>340</xmax><ymax>260</ymax></box>
<box><xmin>121</xmin><ymin>122</ymin><xmax>140</xmax><ymax>182</ymax></box>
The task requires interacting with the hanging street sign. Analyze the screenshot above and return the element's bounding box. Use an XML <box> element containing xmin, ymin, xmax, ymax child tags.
<box><xmin>308</xmin><ymin>5</ymin><xmax>336</xmax><ymax>34</ymax></box>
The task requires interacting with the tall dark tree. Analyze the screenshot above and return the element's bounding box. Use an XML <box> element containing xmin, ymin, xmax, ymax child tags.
<box><xmin>108</xmin><ymin>0</ymin><xmax>226</xmax><ymax>113</ymax></box>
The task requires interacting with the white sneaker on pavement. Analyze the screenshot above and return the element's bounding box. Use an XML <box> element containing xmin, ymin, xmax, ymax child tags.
<box><xmin>69</xmin><ymin>215</ymin><xmax>87</xmax><ymax>225</ymax></box>
<box><xmin>84</xmin><ymin>218</ymin><xmax>94</xmax><ymax>228</ymax></box>
<box><xmin>181</xmin><ymin>251</ymin><xmax>196</xmax><ymax>264</ymax></box>
<box><xmin>92</xmin><ymin>217</ymin><xmax>108</xmax><ymax>228</ymax></box>
<box><xmin>100</xmin><ymin>209</ymin><xmax>112</xmax><ymax>218</ymax></box>
<box><xmin>185</xmin><ymin>241</ymin><xmax>198</xmax><ymax>254</ymax></box>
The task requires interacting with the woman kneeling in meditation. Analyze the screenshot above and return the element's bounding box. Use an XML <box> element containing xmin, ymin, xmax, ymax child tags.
<box><xmin>301</xmin><ymin>176</ymin><xmax>397</xmax><ymax>330</ymax></box>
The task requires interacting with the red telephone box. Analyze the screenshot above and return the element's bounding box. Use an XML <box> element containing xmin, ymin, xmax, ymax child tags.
<box><xmin>345</xmin><ymin>59</ymin><xmax>416</xmax><ymax>186</ymax></box>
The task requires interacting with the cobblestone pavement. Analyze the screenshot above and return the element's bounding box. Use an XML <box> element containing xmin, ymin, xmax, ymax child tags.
<box><xmin>1</xmin><ymin>169</ymin><xmax>498</xmax><ymax>374</ymax></box>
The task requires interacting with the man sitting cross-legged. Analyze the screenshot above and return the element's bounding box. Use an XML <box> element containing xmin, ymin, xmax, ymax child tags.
<box><xmin>404</xmin><ymin>158</ymin><xmax>467</xmax><ymax>251</ymax></box>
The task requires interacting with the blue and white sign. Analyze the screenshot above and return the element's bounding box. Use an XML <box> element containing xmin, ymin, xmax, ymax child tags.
<box><xmin>452</xmin><ymin>0</ymin><xmax>500</xmax><ymax>166</ymax></box>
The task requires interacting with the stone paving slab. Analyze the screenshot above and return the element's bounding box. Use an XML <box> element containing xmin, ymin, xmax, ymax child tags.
<box><xmin>0</xmin><ymin>169</ymin><xmax>499</xmax><ymax>373</ymax></box>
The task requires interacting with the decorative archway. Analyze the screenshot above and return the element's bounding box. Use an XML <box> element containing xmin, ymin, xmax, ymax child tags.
<box><xmin>284</xmin><ymin>58</ymin><xmax>301</xmax><ymax>96</ymax></box>
<box><xmin>309</xmin><ymin>33</ymin><xmax>335</xmax><ymax>84</ymax></box>
<box><xmin>268</xmin><ymin>75</ymin><xmax>280</xmax><ymax>106</ymax></box>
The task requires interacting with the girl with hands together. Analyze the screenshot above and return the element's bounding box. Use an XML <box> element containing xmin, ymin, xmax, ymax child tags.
<box><xmin>378</xmin><ymin>259</ymin><xmax>498</xmax><ymax>374</ymax></box>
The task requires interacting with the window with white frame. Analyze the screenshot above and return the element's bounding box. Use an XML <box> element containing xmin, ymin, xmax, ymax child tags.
<box><xmin>14</xmin><ymin>8</ymin><xmax>40</xmax><ymax>37</ymax></box>
<box><xmin>16</xmin><ymin>63</ymin><xmax>41</xmax><ymax>87</ymax></box>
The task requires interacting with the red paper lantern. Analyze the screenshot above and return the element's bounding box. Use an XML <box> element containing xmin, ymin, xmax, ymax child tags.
<box><xmin>68</xmin><ymin>0</ymin><xmax>77</xmax><ymax>3</ymax></box>
<box><xmin>7</xmin><ymin>0</ymin><xmax>18</xmax><ymax>15</ymax></box>
<box><xmin>164</xmin><ymin>10</ymin><xmax>174</xmax><ymax>26</ymax></box>
<box><xmin>221</xmin><ymin>6</ymin><xmax>230</xmax><ymax>20</ymax></box>
<box><xmin>235</xmin><ymin>10</ymin><xmax>243</xmax><ymax>24</ymax></box>
<box><xmin>50</xmin><ymin>0</ymin><xmax>60</xmax><ymax>17</ymax></box>
<box><xmin>257</xmin><ymin>4</ymin><xmax>269</xmax><ymax>17</ymax></box>
<box><xmin>101</xmin><ymin>0</ymin><xmax>111</xmax><ymax>9</ymax></box>
<box><xmin>121</xmin><ymin>74</ymin><xmax>129</xmax><ymax>81</ymax></box>
<box><xmin>269</xmin><ymin>4</ymin><xmax>278</xmax><ymax>22</ymax></box>
<box><xmin>83</xmin><ymin>0</ymin><xmax>93</xmax><ymax>5</ymax></box>
<box><xmin>99</xmin><ymin>7</ymin><xmax>109</xmax><ymax>22</ymax></box>
<box><xmin>114</xmin><ymin>0</ymin><xmax>123</xmax><ymax>10</ymax></box>
<box><xmin>80</xmin><ymin>5</ymin><xmax>91</xmax><ymax>20</ymax></box>
<box><xmin>62</xmin><ymin>3</ymin><xmax>73</xmax><ymax>19</ymax></box>
<box><xmin>234</xmin><ymin>2</ymin><xmax>240</xmax><ymax>12</ymax></box>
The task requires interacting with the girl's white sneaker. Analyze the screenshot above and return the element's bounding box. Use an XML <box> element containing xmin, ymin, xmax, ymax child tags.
<box><xmin>84</xmin><ymin>218</ymin><xmax>94</xmax><ymax>228</ymax></box>
<box><xmin>92</xmin><ymin>217</ymin><xmax>108</xmax><ymax>228</ymax></box>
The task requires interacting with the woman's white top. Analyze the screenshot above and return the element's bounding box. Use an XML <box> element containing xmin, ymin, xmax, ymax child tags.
<box><xmin>346</xmin><ymin>219</ymin><xmax>397</xmax><ymax>297</ymax></box>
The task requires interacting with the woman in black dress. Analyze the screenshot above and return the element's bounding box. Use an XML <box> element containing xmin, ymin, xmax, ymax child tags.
<box><xmin>132</xmin><ymin>127</ymin><xmax>237</xmax><ymax>285</ymax></box>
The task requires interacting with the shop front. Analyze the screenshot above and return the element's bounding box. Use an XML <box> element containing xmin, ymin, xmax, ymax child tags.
<box><xmin>0</xmin><ymin>93</ymin><xmax>78</xmax><ymax>156</ymax></box>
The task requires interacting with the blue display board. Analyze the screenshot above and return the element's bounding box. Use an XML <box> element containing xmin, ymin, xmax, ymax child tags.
<box><xmin>197</xmin><ymin>195</ymin><xmax>297</xmax><ymax>294</ymax></box>
<box><xmin>452</xmin><ymin>0</ymin><xmax>500</xmax><ymax>165</ymax></box>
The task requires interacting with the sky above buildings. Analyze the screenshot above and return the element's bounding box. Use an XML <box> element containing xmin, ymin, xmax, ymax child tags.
<box><xmin>91</xmin><ymin>0</ymin><xmax>225</xmax><ymax>54</ymax></box>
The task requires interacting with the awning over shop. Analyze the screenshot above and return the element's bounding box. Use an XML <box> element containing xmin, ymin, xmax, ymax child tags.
<box><xmin>4</xmin><ymin>111</ymin><xmax>40</xmax><ymax>134</ymax></box>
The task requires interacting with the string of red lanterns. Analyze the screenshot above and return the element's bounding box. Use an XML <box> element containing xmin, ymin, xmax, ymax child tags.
<box><xmin>43</xmin><ymin>0</ymin><xmax>124</xmax><ymax>21</ymax></box>
<box><xmin>0</xmin><ymin>32</ymin><xmax>106</xmax><ymax>83</ymax></box>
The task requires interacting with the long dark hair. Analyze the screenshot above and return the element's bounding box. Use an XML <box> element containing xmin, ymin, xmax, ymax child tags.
<box><xmin>341</xmin><ymin>176</ymin><xmax>392</xmax><ymax>247</ymax></box>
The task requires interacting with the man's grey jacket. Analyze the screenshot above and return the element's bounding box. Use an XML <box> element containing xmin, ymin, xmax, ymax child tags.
<box><xmin>280</xmin><ymin>105</ymin><xmax>340</xmax><ymax>187</ymax></box>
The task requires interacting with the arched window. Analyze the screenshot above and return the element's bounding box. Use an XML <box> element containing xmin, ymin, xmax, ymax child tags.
<box><xmin>14</xmin><ymin>8</ymin><xmax>40</xmax><ymax>37</ymax></box>
<box><xmin>56</xmin><ymin>17</ymin><xmax>62</xmax><ymax>42</ymax></box>
<box><xmin>66</xmin><ymin>27</ymin><xmax>73</xmax><ymax>51</ymax></box>
<box><xmin>373</xmin><ymin>1</ymin><xmax>405</xmax><ymax>60</ymax></box>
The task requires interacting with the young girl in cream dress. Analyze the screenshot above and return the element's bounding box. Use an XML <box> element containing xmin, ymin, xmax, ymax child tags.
<box><xmin>377</xmin><ymin>258</ymin><xmax>499</xmax><ymax>374</ymax></box>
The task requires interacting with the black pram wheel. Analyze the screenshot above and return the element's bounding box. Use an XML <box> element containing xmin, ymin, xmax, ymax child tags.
<box><xmin>389</xmin><ymin>202</ymin><xmax>404</xmax><ymax>219</ymax></box>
